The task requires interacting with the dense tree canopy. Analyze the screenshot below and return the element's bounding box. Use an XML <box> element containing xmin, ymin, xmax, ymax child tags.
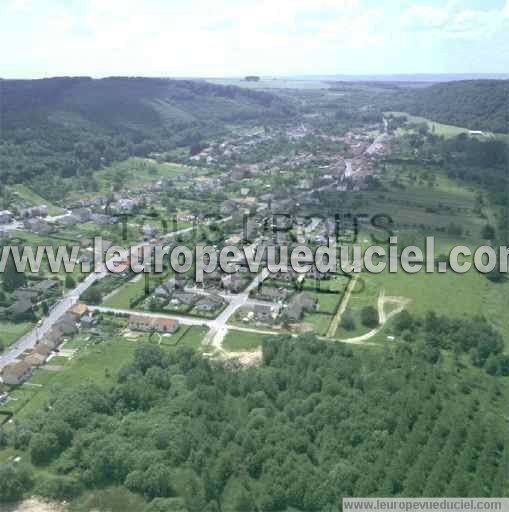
<box><xmin>391</xmin><ymin>80</ymin><xmax>509</xmax><ymax>134</ymax></box>
<box><xmin>1</xmin><ymin>332</ymin><xmax>506</xmax><ymax>510</ymax></box>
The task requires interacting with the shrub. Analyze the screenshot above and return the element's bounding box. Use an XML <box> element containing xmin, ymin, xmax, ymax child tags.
<box><xmin>340</xmin><ymin>310</ymin><xmax>356</xmax><ymax>331</ymax></box>
<box><xmin>361</xmin><ymin>306</ymin><xmax>379</xmax><ymax>328</ymax></box>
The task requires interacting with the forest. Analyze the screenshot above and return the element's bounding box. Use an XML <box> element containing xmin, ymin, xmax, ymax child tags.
<box><xmin>0</xmin><ymin>331</ymin><xmax>506</xmax><ymax>511</ymax></box>
<box><xmin>390</xmin><ymin>80</ymin><xmax>509</xmax><ymax>134</ymax></box>
<box><xmin>0</xmin><ymin>77</ymin><xmax>294</xmax><ymax>196</ymax></box>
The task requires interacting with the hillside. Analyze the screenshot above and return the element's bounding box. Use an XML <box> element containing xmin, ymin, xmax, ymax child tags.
<box><xmin>393</xmin><ymin>80</ymin><xmax>509</xmax><ymax>133</ymax></box>
<box><xmin>0</xmin><ymin>77</ymin><xmax>293</xmax><ymax>189</ymax></box>
<box><xmin>1</xmin><ymin>77</ymin><xmax>292</xmax><ymax>132</ymax></box>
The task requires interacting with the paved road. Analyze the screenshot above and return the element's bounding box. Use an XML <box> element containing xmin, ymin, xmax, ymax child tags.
<box><xmin>0</xmin><ymin>220</ymin><xmax>23</xmax><ymax>233</ymax></box>
<box><xmin>366</xmin><ymin>133</ymin><xmax>388</xmax><ymax>156</ymax></box>
<box><xmin>344</xmin><ymin>159</ymin><xmax>353</xmax><ymax>178</ymax></box>
<box><xmin>90</xmin><ymin>267</ymin><xmax>272</xmax><ymax>352</ymax></box>
<box><xmin>203</xmin><ymin>268</ymin><xmax>269</xmax><ymax>350</ymax></box>
<box><xmin>88</xmin><ymin>306</ymin><xmax>209</xmax><ymax>326</ymax></box>
<box><xmin>0</xmin><ymin>216</ymin><xmax>234</xmax><ymax>372</ymax></box>
<box><xmin>0</xmin><ymin>294</ymin><xmax>78</xmax><ymax>369</ymax></box>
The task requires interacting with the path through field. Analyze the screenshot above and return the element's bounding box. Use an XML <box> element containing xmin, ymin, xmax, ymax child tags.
<box><xmin>333</xmin><ymin>289</ymin><xmax>411</xmax><ymax>344</ymax></box>
<box><xmin>326</xmin><ymin>274</ymin><xmax>360</xmax><ymax>338</ymax></box>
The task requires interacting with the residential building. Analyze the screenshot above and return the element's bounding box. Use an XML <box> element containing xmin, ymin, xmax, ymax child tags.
<box><xmin>0</xmin><ymin>210</ymin><xmax>13</xmax><ymax>224</ymax></box>
<box><xmin>171</xmin><ymin>292</ymin><xmax>198</xmax><ymax>306</ymax></box>
<box><xmin>72</xmin><ymin>208</ymin><xmax>92</xmax><ymax>222</ymax></box>
<box><xmin>20</xmin><ymin>205</ymin><xmax>48</xmax><ymax>218</ymax></box>
<box><xmin>24</xmin><ymin>217</ymin><xmax>51</xmax><ymax>234</ymax></box>
<box><xmin>128</xmin><ymin>314</ymin><xmax>179</xmax><ymax>333</ymax></box>
<box><xmin>1</xmin><ymin>361</ymin><xmax>32</xmax><ymax>385</ymax></box>
<box><xmin>142</xmin><ymin>224</ymin><xmax>158</xmax><ymax>238</ymax></box>
<box><xmin>24</xmin><ymin>343</ymin><xmax>52</xmax><ymax>367</ymax></box>
<box><xmin>70</xmin><ymin>303</ymin><xmax>89</xmax><ymax>319</ymax></box>
<box><xmin>196</xmin><ymin>294</ymin><xmax>225</xmax><ymax>312</ymax></box>
<box><xmin>285</xmin><ymin>293</ymin><xmax>317</xmax><ymax>322</ymax></box>
<box><xmin>33</xmin><ymin>280</ymin><xmax>59</xmax><ymax>295</ymax></box>
<box><xmin>255</xmin><ymin>286</ymin><xmax>289</xmax><ymax>302</ymax></box>
<box><xmin>253</xmin><ymin>303</ymin><xmax>281</xmax><ymax>322</ymax></box>
<box><xmin>221</xmin><ymin>274</ymin><xmax>243</xmax><ymax>293</ymax></box>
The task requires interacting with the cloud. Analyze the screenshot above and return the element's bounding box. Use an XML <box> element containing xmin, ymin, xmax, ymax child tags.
<box><xmin>318</xmin><ymin>10</ymin><xmax>385</xmax><ymax>49</ymax></box>
<box><xmin>400</xmin><ymin>2</ymin><xmax>509</xmax><ymax>42</ymax></box>
<box><xmin>504</xmin><ymin>0</ymin><xmax>509</xmax><ymax>17</ymax></box>
<box><xmin>402</xmin><ymin>4</ymin><xmax>450</xmax><ymax>29</ymax></box>
<box><xmin>10</xmin><ymin>0</ymin><xmax>32</xmax><ymax>12</ymax></box>
<box><xmin>1</xmin><ymin>0</ymin><xmax>508</xmax><ymax>77</ymax></box>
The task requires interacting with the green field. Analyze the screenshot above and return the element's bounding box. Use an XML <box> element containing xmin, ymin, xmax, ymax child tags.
<box><xmin>1</xmin><ymin>338</ymin><xmax>138</xmax><ymax>423</ymax></box>
<box><xmin>173</xmin><ymin>325</ymin><xmax>209</xmax><ymax>350</ymax></box>
<box><xmin>303</xmin><ymin>312</ymin><xmax>333</xmax><ymax>336</ymax></box>
<box><xmin>0</xmin><ymin>321</ymin><xmax>33</xmax><ymax>350</ymax></box>
<box><xmin>385</xmin><ymin>111</ymin><xmax>472</xmax><ymax>138</ymax></box>
<box><xmin>8</xmin><ymin>184</ymin><xmax>65</xmax><ymax>215</ymax></box>
<box><xmin>101</xmin><ymin>274</ymin><xmax>148</xmax><ymax>309</ymax></box>
<box><xmin>308</xmin><ymin>292</ymin><xmax>341</xmax><ymax>315</ymax></box>
<box><xmin>0</xmin><ymin>323</ymin><xmax>210</xmax><ymax>427</ymax></box>
<box><xmin>47</xmin><ymin>355</ymin><xmax>71</xmax><ymax>366</ymax></box>
<box><xmin>332</xmin><ymin>163</ymin><xmax>486</xmax><ymax>250</ymax></box>
<box><xmin>334</xmin><ymin>244</ymin><xmax>509</xmax><ymax>347</ymax></box>
<box><xmin>223</xmin><ymin>330</ymin><xmax>267</xmax><ymax>351</ymax></box>
<box><xmin>92</xmin><ymin>157</ymin><xmax>192</xmax><ymax>192</ymax></box>
<box><xmin>208</xmin><ymin>78</ymin><xmax>332</xmax><ymax>90</ymax></box>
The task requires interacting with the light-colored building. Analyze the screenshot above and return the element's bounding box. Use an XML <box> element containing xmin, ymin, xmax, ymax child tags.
<box><xmin>0</xmin><ymin>210</ymin><xmax>13</xmax><ymax>224</ymax></box>
<box><xmin>128</xmin><ymin>314</ymin><xmax>179</xmax><ymax>334</ymax></box>
<box><xmin>69</xmin><ymin>303</ymin><xmax>89</xmax><ymax>319</ymax></box>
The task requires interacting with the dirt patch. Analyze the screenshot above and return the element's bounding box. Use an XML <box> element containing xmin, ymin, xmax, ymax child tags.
<box><xmin>295</xmin><ymin>323</ymin><xmax>315</xmax><ymax>333</ymax></box>
<box><xmin>123</xmin><ymin>329</ymin><xmax>144</xmax><ymax>338</ymax></box>
<box><xmin>222</xmin><ymin>349</ymin><xmax>262</xmax><ymax>368</ymax></box>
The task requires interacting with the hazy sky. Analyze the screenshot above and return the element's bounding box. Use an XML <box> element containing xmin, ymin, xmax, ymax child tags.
<box><xmin>1</xmin><ymin>0</ymin><xmax>508</xmax><ymax>78</ymax></box>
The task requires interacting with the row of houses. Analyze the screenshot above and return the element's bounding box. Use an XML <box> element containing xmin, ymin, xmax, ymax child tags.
<box><xmin>0</xmin><ymin>304</ymin><xmax>90</xmax><ymax>385</ymax></box>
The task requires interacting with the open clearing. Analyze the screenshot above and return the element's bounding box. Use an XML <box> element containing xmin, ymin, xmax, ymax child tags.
<box><xmin>385</xmin><ymin>111</ymin><xmax>473</xmax><ymax>138</ymax></box>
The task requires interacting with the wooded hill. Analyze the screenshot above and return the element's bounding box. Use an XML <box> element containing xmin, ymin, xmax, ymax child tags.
<box><xmin>393</xmin><ymin>80</ymin><xmax>508</xmax><ymax>133</ymax></box>
<box><xmin>0</xmin><ymin>77</ymin><xmax>293</xmax><ymax>188</ymax></box>
<box><xmin>1</xmin><ymin>76</ymin><xmax>292</xmax><ymax>132</ymax></box>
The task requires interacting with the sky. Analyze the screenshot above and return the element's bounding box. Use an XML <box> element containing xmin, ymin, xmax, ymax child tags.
<box><xmin>1</xmin><ymin>0</ymin><xmax>508</xmax><ymax>78</ymax></box>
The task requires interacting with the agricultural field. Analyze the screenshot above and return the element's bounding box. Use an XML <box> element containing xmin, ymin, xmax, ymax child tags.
<box><xmin>91</xmin><ymin>158</ymin><xmax>193</xmax><ymax>192</ymax></box>
<box><xmin>0</xmin><ymin>338</ymin><xmax>137</xmax><ymax>431</ymax></box>
<box><xmin>207</xmin><ymin>78</ymin><xmax>333</xmax><ymax>90</ymax></box>
<box><xmin>332</xmin><ymin>235</ymin><xmax>509</xmax><ymax>347</ymax></box>
<box><xmin>102</xmin><ymin>274</ymin><xmax>162</xmax><ymax>309</ymax></box>
<box><xmin>169</xmin><ymin>325</ymin><xmax>209</xmax><ymax>350</ymax></box>
<box><xmin>7</xmin><ymin>184</ymin><xmax>65</xmax><ymax>216</ymax></box>
<box><xmin>385</xmin><ymin>111</ymin><xmax>473</xmax><ymax>138</ymax></box>
<box><xmin>340</xmin><ymin>168</ymin><xmax>485</xmax><ymax>241</ymax></box>
<box><xmin>302</xmin><ymin>312</ymin><xmax>333</xmax><ymax>336</ymax></box>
